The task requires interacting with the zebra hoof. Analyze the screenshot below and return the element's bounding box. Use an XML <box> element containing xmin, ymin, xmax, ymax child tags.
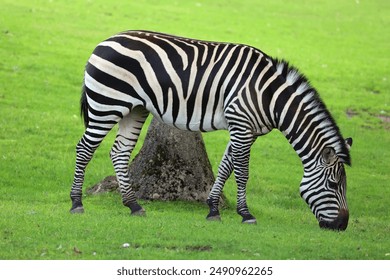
<box><xmin>70</xmin><ymin>206</ymin><xmax>85</xmax><ymax>214</ymax></box>
<box><xmin>131</xmin><ymin>208</ymin><xmax>146</xmax><ymax>217</ymax></box>
<box><xmin>241</xmin><ymin>213</ymin><xmax>257</xmax><ymax>224</ymax></box>
<box><xmin>206</xmin><ymin>215</ymin><xmax>222</xmax><ymax>222</ymax></box>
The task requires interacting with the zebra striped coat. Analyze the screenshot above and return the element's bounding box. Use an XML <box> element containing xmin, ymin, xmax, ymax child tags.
<box><xmin>70</xmin><ymin>31</ymin><xmax>352</xmax><ymax>230</ymax></box>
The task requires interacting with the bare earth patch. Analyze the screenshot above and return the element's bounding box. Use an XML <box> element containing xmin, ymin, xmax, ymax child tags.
<box><xmin>346</xmin><ymin>109</ymin><xmax>390</xmax><ymax>129</ymax></box>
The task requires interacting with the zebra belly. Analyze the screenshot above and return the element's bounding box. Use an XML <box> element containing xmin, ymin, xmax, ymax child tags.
<box><xmin>147</xmin><ymin>105</ymin><xmax>228</xmax><ymax>132</ymax></box>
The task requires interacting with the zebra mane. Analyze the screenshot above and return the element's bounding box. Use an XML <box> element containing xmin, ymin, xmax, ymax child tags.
<box><xmin>271</xmin><ymin>58</ymin><xmax>351</xmax><ymax>166</ymax></box>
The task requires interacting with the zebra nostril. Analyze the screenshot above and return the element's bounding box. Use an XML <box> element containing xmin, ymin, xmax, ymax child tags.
<box><xmin>319</xmin><ymin>220</ymin><xmax>327</xmax><ymax>229</ymax></box>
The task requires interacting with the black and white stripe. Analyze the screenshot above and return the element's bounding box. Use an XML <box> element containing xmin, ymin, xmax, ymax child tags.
<box><xmin>70</xmin><ymin>30</ymin><xmax>352</xmax><ymax>229</ymax></box>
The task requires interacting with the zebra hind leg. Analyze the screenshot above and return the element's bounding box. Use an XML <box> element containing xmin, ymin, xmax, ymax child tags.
<box><xmin>70</xmin><ymin>123</ymin><xmax>114</xmax><ymax>213</ymax></box>
<box><xmin>70</xmin><ymin>137</ymin><xmax>91</xmax><ymax>213</ymax></box>
<box><xmin>206</xmin><ymin>142</ymin><xmax>234</xmax><ymax>221</ymax></box>
<box><xmin>110</xmin><ymin>107</ymin><xmax>149</xmax><ymax>216</ymax></box>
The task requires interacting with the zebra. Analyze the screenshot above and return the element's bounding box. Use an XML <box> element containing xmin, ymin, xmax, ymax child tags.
<box><xmin>70</xmin><ymin>30</ymin><xmax>353</xmax><ymax>230</ymax></box>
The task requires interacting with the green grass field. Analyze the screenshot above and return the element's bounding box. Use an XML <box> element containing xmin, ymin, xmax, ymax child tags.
<box><xmin>0</xmin><ymin>0</ymin><xmax>389</xmax><ymax>260</ymax></box>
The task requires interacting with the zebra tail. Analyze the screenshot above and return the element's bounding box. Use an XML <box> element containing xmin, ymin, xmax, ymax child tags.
<box><xmin>80</xmin><ymin>81</ymin><xmax>89</xmax><ymax>128</ymax></box>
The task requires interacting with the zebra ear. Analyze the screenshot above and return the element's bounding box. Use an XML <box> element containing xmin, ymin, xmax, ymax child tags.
<box><xmin>345</xmin><ymin>137</ymin><xmax>353</xmax><ymax>151</ymax></box>
<box><xmin>322</xmin><ymin>147</ymin><xmax>337</xmax><ymax>165</ymax></box>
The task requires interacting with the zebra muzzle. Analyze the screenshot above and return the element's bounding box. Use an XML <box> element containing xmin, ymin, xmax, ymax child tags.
<box><xmin>319</xmin><ymin>209</ymin><xmax>349</xmax><ymax>231</ymax></box>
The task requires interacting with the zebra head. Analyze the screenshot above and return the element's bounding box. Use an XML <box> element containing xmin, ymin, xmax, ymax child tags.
<box><xmin>300</xmin><ymin>138</ymin><xmax>353</xmax><ymax>231</ymax></box>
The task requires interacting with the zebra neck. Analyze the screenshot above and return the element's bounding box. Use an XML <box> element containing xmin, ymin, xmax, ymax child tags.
<box><xmin>266</xmin><ymin>59</ymin><xmax>350</xmax><ymax>168</ymax></box>
<box><xmin>282</xmin><ymin>120</ymin><xmax>332</xmax><ymax>168</ymax></box>
<box><xmin>278</xmin><ymin>100</ymin><xmax>349</xmax><ymax>169</ymax></box>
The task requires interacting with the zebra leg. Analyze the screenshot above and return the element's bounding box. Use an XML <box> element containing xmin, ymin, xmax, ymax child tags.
<box><xmin>70</xmin><ymin>126</ymin><xmax>114</xmax><ymax>213</ymax></box>
<box><xmin>110</xmin><ymin>107</ymin><xmax>149</xmax><ymax>216</ymax></box>
<box><xmin>206</xmin><ymin>142</ymin><xmax>234</xmax><ymax>221</ymax></box>
<box><xmin>230</xmin><ymin>131</ymin><xmax>257</xmax><ymax>224</ymax></box>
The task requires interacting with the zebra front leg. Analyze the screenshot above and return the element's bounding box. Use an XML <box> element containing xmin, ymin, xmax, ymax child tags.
<box><xmin>110</xmin><ymin>108</ymin><xmax>148</xmax><ymax>216</ymax></box>
<box><xmin>231</xmin><ymin>132</ymin><xmax>257</xmax><ymax>224</ymax></box>
<box><xmin>206</xmin><ymin>142</ymin><xmax>234</xmax><ymax>221</ymax></box>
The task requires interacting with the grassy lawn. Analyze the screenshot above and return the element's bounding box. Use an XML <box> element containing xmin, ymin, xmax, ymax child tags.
<box><xmin>0</xmin><ymin>0</ymin><xmax>389</xmax><ymax>260</ymax></box>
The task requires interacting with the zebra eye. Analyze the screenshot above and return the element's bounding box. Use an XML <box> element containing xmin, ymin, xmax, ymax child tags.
<box><xmin>328</xmin><ymin>180</ymin><xmax>338</xmax><ymax>190</ymax></box>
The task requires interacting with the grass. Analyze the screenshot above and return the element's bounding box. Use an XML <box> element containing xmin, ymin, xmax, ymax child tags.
<box><xmin>0</xmin><ymin>0</ymin><xmax>389</xmax><ymax>260</ymax></box>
